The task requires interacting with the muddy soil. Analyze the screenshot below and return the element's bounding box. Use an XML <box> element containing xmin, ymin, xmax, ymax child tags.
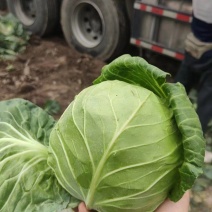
<box><xmin>0</xmin><ymin>36</ymin><xmax>105</xmax><ymax>116</ymax></box>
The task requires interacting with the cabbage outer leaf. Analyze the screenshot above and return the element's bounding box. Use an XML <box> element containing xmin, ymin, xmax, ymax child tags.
<box><xmin>0</xmin><ymin>99</ymin><xmax>75</xmax><ymax>212</ymax></box>
<box><xmin>163</xmin><ymin>83</ymin><xmax>205</xmax><ymax>201</ymax></box>
<box><xmin>94</xmin><ymin>54</ymin><xmax>205</xmax><ymax>202</ymax></box>
<box><xmin>93</xmin><ymin>54</ymin><xmax>169</xmax><ymax>98</ymax></box>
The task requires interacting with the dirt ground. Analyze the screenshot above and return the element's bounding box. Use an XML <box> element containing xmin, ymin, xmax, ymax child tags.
<box><xmin>0</xmin><ymin>36</ymin><xmax>105</xmax><ymax>116</ymax></box>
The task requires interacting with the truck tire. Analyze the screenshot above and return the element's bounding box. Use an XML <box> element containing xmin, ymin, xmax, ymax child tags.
<box><xmin>6</xmin><ymin>0</ymin><xmax>59</xmax><ymax>36</ymax></box>
<box><xmin>61</xmin><ymin>0</ymin><xmax>130</xmax><ymax>61</ymax></box>
<box><xmin>0</xmin><ymin>0</ymin><xmax>7</xmax><ymax>10</ymax></box>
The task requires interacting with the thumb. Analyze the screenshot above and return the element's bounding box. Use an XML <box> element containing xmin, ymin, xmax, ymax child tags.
<box><xmin>78</xmin><ymin>202</ymin><xmax>89</xmax><ymax>212</ymax></box>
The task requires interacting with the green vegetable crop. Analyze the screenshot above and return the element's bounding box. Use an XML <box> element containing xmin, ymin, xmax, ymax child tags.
<box><xmin>0</xmin><ymin>14</ymin><xmax>30</xmax><ymax>60</ymax></box>
<box><xmin>0</xmin><ymin>55</ymin><xmax>205</xmax><ymax>211</ymax></box>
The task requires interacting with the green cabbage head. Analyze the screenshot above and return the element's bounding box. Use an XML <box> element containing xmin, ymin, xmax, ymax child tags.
<box><xmin>48</xmin><ymin>55</ymin><xmax>205</xmax><ymax>211</ymax></box>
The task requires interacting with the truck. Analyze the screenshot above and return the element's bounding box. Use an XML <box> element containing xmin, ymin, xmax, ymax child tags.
<box><xmin>2</xmin><ymin>0</ymin><xmax>192</xmax><ymax>61</ymax></box>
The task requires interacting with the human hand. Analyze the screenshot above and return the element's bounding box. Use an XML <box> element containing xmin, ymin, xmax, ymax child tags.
<box><xmin>75</xmin><ymin>191</ymin><xmax>190</xmax><ymax>212</ymax></box>
<box><xmin>74</xmin><ymin>202</ymin><xmax>89</xmax><ymax>212</ymax></box>
<box><xmin>155</xmin><ymin>191</ymin><xmax>190</xmax><ymax>212</ymax></box>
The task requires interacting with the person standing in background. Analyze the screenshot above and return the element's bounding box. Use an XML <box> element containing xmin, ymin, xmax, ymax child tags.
<box><xmin>174</xmin><ymin>0</ymin><xmax>212</xmax><ymax>162</ymax></box>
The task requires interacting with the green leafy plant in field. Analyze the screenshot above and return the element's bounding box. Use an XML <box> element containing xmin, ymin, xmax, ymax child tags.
<box><xmin>0</xmin><ymin>14</ymin><xmax>30</xmax><ymax>60</ymax></box>
<box><xmin>0</xmin><ymin>55</ymin><xmax>205</xmax><ymax>212</ymax></box>
<box><xmin>44</xmin><ymin>100</ymin><xmax>61</xmax><ymax>115</ymax></box>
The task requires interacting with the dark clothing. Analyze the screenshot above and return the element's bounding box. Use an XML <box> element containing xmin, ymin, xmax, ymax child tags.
<box><xmin>175</xmin><ymin>52</ymin><xmax>212</xmax><ymax>133</ymax></box>
<box><xmin>192</xmin><ymin>16</ymin><xmax>212</xmax><ymax>42</ymax></box>
<box><xmin>191</xmin><ymin>16</ymin><xmax>212</xmax><ymax>58</ymax></box>
<box><xmin>202</xmin><ymin>49</ymin><xmax>212</xmax><ymax>59</ymax></box>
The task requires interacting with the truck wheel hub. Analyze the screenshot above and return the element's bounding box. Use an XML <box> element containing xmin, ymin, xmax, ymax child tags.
<box><xmin>72</xmin><ymin>2</ymin><xmax>105</xmax><ymax>48</ymax></box>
